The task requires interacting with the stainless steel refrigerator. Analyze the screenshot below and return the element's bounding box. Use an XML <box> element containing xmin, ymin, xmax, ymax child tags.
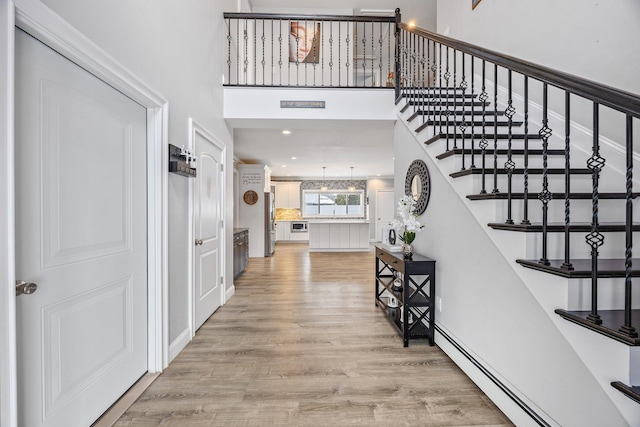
<box><xmin>264</xmin><ymin>186</ymin><xmax>276</xmax><ymax>256</ymax></box>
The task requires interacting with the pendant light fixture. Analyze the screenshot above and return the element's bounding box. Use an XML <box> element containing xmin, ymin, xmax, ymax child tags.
<box><xmin>348</xmin><ymin>166</ymin><xmax>356</xmax><ymax>191</ymax></box>
<box><xmin>321</xmin><ymin>166</ymin><xmax>328</xmax><ymax>191</ymax></box>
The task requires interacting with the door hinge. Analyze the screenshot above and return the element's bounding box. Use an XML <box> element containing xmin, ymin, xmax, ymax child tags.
<box><xmin>220</xmin><ymin>164</ymin><xmax>224</xmax><ymax>172</ymax></box>
<box><xmin>220</xmin><ymin>220</ymin><xmax>224</xmax><ymax>228</ymax></box>
<box><xmin>220</xmin><ymin>276</ymin><xmax>224</xmax><ymax>284</ymax></box>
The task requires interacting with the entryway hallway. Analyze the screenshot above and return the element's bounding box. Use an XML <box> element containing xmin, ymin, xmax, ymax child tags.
<box><xmin>112</xmin><ymin>243</ymin><xmax>512</xmax><ymax>426</ymax></box>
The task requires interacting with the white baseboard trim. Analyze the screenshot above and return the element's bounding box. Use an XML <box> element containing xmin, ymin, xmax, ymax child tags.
<box><xmin>434</xmin><ymin>323</ymin><xmax>556</xmax><ymax>427</ymax></box>
<box><xmin>225</xmin><ymin>283</ymin><xmax>235</xmax><ymax>304</ymax></box>
<box><xmin>168</xmin><ymin>328</ymin><xmax>192</xmax><ymax>363</ymax></box>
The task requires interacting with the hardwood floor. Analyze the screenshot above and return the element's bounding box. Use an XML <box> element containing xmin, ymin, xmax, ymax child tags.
<box><xmin>114</xmin><ymin>243</ymin><xmax>512</xmax><ymax>426</ymax></box>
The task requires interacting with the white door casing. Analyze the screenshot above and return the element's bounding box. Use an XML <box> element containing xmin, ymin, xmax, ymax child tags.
<box><xmin>376</xmin><ymin>189</ymin><xmax>395</xmax><ymax>242</ymax></box>
<box><xmin>191</xmin><ymin>119</ymin><xmax>225</xmax><ymax>332</ymax></box>
<box><xmin>15</xmin><ymin>29</ymin><xmax>149</xmax><ymax>426</ymax></box>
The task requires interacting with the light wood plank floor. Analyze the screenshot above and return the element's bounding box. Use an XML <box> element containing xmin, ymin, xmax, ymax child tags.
<box><xmin>114</xmin><ymin>243</ymin><xmax>512</xmax><ymax>426</ymax></box>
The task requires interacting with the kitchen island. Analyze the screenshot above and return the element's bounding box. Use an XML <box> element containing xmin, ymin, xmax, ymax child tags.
<box><xmin>308</xmin><ymin>220</ymin><xmax>370</xmax><ymax>252</ymax></box>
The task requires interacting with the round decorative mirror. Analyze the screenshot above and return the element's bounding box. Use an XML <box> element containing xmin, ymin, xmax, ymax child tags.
<box><xmin>404</xmin><ymin>159</ymin><xmax>431</xmax><ymax>215</ymax></box>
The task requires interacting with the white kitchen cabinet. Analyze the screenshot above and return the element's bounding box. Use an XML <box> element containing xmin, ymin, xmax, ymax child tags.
<box><xmin>308</xmin><ymin>222</ymin><xmax>369</xmax><ymax>251</ymax></box>
<box><xmin>275</xmin><ymin>221</ymin><xmax>290</xmax><ymax>241</ymax></box>
<box><xmin>275</xmin><ymin>182</ymin><xmax>301</xmax><ymax>209</ymax></box>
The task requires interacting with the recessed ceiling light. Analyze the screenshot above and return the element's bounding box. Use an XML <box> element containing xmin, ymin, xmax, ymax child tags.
<box><xmin>282</xmin><ymin>130</ymin><xmax>291</xmax><ymax>135</ymax></box>
<box><xmin>281</xmin><ymin>165</ymin><xmax>287</xmax><ymax>168</ymax></box>
<box><xmin>377</xmin><ymin>174</ymin><xmax>381</xmax><ymax>176</ymax></box>
<box><xmin>291</xmin><ymin>156</ymin><xmax>297</xmax><ymax>160</ymax></box>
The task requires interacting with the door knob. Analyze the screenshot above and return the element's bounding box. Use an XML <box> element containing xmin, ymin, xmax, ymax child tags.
<box><xmin>16</xmin><ymin>280</ymin><xmax>38</xmax><ymax>296</ymax></box>
<box><xmin>195</xmin><ymin>239</ymin><xmax>203</xmax><ymax>246</ymax></box>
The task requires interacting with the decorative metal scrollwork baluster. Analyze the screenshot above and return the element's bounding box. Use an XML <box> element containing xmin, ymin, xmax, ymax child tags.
<box><xmin>562</xmin><ymin>93</ymin><xmax>573</xmax><ymax>268</ymax></box>
<box><xmin>586</xmin><ymin>103</ymin><xmax>605</xmax><ymax>325</ymax></box>
<box><xmin>452</xmin><ymin>49</ymin><xmax>458</xmax><ymax>150</ymax></box>
<box><xmin>478</xmin><ymin>60</ymin><xmax>488</xmax><ymax>194</ymax></box>
<box><xmin>538</xmin><ymin>84</ymin><xmax>553</xmax><ymax>265</ymax></box>
<box><xmin>521</xmin><ymin>77</ymin><xmax>530</xmax><ymax>225</ymax></box>
<box><xmin>459</xmin><ymin>53</ymin><xmax>468</xmax><ymax>171</ymax></box>
<box><xmin>470</xmin><ymin>56</ymin><xmax>476</xmax><ymax>169</ymax></box>
<box><xmin>444</xmin><ymin>47</ymin><xmax>451</xmax><ymax>151</ymax></box>
<box><xmin>620</xmin><ymin>115</ymin><xmax>637</xmax><ymax>337</ymax></box>
<box><xmin>261</xmin><ymin>22</ymin><xmax>266</xmax><ymax>85</ymax></box>
<box><xmin>504</xmin><ymin>70</ymin><xmax>516</xmax><ymax>225</ymax></box>
<box><xmin>492</xmin><ymin>64</ymin><xmax>499</xmax><ymax>193</ymax></box>
<box><xmin>431</xmin><ymin>42</ymin><xmax>439</xmax><ymax>136</ymax></box>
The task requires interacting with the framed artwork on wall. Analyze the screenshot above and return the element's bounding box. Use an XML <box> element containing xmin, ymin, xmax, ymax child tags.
<box><xmin>289</xmin><ymin>22</ymin><xmax>320</xmax><ymax>63</ymax></box>
<box><xmin>472</xmin><ymin>0</ymin><xmax>482</xmax><ymax>9</ymax></box>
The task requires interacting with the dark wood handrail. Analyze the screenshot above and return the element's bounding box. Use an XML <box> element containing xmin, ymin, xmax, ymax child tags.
<box><xmin>400</xmin><ymin>23</ymin><xmax>640</xmax><ymax>119</ymax></box>
<box><xmin>224</xmin><ymin>12</ymin><xmax>396</xmax><ymax>23</ymax></box>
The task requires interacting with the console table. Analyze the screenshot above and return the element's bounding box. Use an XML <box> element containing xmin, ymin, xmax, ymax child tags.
<box><xmin>374</xmin><ymin>244</ymin><xmax>436</xmax><ymax>347</ymax></box>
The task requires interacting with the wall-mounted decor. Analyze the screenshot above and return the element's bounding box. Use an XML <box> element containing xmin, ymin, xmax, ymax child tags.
<box><xmin>168</xmin><ymin>143</ymin><xmax>197</xmax><ymax>177</ymax></box>
<box><xmin>289</xmin><ymin>22</ymin><xmax>320</xmax><ymax>63</ymax></box>
<box><xmin>243</xmin><ymin>190</ymin><xmax>259</xmax><ymax>205</ymax></box>
<box><xmin>404</xmin><ymin>159</ymin><xmax>431</xmax><ymax>216</ymax></box>
<box><xmin>472</xmin><ymin>0</ymin><xmax>482</xmax><ymax>9</ymax></box>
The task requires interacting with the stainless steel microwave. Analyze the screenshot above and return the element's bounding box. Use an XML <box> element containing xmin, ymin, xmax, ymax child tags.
<box><xmin>291</xmin><ymin>221</ymin><xmax>308</xmax><ymax>232</ymax></box>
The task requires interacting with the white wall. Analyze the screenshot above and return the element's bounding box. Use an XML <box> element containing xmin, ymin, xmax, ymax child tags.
<box><xmin>394</xmin><ymin>120</ymin><xmax>627</xmax><ymax>426</ymax></box>
<box><xmin>436</xmin><ymin>0</ymin><xmax>640</xmax><ymax>148</ymax></box>
<box><xmin>40</xmin><ymin>0</ymin><xmax>237</xmax><ymax>351</ymax></box>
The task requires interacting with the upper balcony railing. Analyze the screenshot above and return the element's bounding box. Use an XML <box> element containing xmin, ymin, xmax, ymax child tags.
<box><xmin>223</xmin><ymin>11</ymin><xmax>400</xmax><ymax>88</ymax></box>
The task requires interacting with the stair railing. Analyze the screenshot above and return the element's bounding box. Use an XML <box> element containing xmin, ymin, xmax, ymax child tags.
<box><xmin>223</xmin><ymin>11</ymin><xmax>398</xmax><ymax>88</ymax></box>
<box><xmin>398</xmin><ymin>23</ymin><xmax>640</xmax><ymax>341</ymax></box>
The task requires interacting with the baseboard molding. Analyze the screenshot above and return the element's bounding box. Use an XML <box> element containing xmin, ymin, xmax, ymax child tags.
<box><xmin>225</xmin><ymin>283</ymin><xmax>235</xmax><ymax>303</ymax></box>
<box><xmin>92</xmin><ymin>372</ymin><xmax>159</xmax><ymax>427</ymax></box>
<box><xmin>168</xmin><ymin>327</ymin><xmax>192</xmax><ymax>363</ymax></box>
<box><xmin>434</xmin><ymin>323</ymin><xmax>554</xmax><ymax>427</ymax></box>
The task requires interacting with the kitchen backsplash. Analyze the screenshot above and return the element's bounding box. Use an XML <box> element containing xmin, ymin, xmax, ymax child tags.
<box><xmin>275</xmin><ymin>208</ymin><xmax>302</xmax><ymax>220</ymax></box>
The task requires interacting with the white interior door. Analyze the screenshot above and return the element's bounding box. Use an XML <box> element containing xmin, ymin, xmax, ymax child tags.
<box><xmin>15</xmin><ymin>30</ymin><xmax>148</xmax><ymax>427</ymax></box>
<box><xmin>192</xmin><ymin>121</ymin><xmax>224</xmax><ymax>331</ymax></box>
<box><xmin>376</xmin><ymin>189</ymin><xmax>395</xmax><ymax>242</ymax></box>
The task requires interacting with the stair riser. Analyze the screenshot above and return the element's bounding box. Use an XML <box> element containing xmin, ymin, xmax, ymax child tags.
<box><xmin>522</xmin><ymin>231</ymin><xmax>634</xmax><ymax>261</ymax></box>
<box><xmin>565</xmin><ymin>277</ymin><xmax>640</xmax><ymax>311</ymax></box>
<box><xmin>491</xmin><ymin>199</ymin><xmax>636</xmax><ymax>225</ymax></box>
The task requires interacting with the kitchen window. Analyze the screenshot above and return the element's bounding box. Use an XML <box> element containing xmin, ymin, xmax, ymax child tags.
<box><xmin>303</xmin><ymin>190</ymin><xmax>364</xmax><ymax>217</ymax></box>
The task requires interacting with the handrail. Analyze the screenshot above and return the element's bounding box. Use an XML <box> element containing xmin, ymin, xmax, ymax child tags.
<box><xmin>400</xmin><ymin>23</ymin><xmax>640</xmax><ymax>119</ymax></box>
<box><xmin>224</xmin><ymin>12</ymin><xmax>396</xmax><ymax>23</ymax></box>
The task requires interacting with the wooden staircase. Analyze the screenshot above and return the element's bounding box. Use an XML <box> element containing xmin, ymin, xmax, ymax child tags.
<box><xmin>397</xmin><ymin>83</ymin><xmax>640</xmax><ymax>406</ymax></box>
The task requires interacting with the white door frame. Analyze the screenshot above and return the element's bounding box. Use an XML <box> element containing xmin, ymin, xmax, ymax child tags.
<box><xmin>188</xmin><ymin>118</ymin><xmax>227</xmax><ymax>337</ymax></box>
<box><xmin>1</xmin><ymin>2</ymin><xmax>169</xmax><ymax>425</ymax></box>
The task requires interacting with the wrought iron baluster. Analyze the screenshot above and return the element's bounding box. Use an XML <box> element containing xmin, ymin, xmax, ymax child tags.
<box><xmin>444</xmin><ymin>47</ymin><xmax>451</xmax><ymax>151</ymax></box>
<box><xmin>470</xmin><ymin>56</ymin><xmax>475</xmax><ymax>168</ymax></box>
<box><xmin>538</xmin><ymin>84</ymin><xmax>552</xmax><ymax>265</ymax></box>
<box><xmin>378</xmin><ymin>21</ymin><xmax>384</xmax><ymax>88</ymax></box>
<box><xmin>243</xmin><ymin>20</ymin><xmax>249</xmax><ymax>84</ymax></box>
<box><xmin>452</xmin><ymin>49</ymin><xmax>458</xmax><ymax>150</ymax></box>
<box><xmin>492</xmin><ymin>64</ymin><xmax>499</xmax><ymax>193</ymax></box>
<box><xmin>459</xmin><ymin>53</ymin><xmax>468</xmax><ymax>171</ymax></box>
<box><xmin>338</xmin><ymin>22</ymin><xmax>342</xmax><ymax>87</ymax></box>
<box><xmin>562</xmin><ymin>93</ymin><xmax>573</xmax><ymax>268</ymax></box>
<box><xmin>621</xmin><ymin>115</ymin><xmax>638</xmax><ymax>337</ymax></box>
<box><xmin>521</xmin><ymin>77</ymin><xmax>530</xmax><ymax>225</ymax></box>
<box><xmin>260</xmin><ymin>20</ymin><xmax>266</xmax><ymax>85</ymax></box>
<box><xmin>478</xmin><ymin>60</ymin><xmax>488</xmax><ymax>194</ymax></box>
<box><xmin>270</xmin><ymin>20</ymin><xmax>274</xmax><ymax>85</ymax></box>
<box><xmin>394</xmin><ymin>9</ymin><xmax>401</xmax><ymax>99</ymax></box>
<box><xmin>226</xmin><ymin>18</ymin><xmax>232</xmax><ymax>85</ymax></box>
<box><xmin>370</xmin><ymin>21</ymin><xmax>375</xmax><ymax>87</ymax></box>
<box><xmin>438</xmin><ymin>44</ymin><xmax>443</xmax><ymax>138</ymax></box>
<box><xmin>504</xmin><ymin>70</ymin><xmax>516</xmax><ymax>224</ymax></box>
<box><xmin>329</xmin><ymin>22</ymin><xmax>334</xmax><ymax>86</ymax></box>
<box><xmin>431</xmin><ymin>40</ymin><xmax>439</xmax><ymax>136</ymax></box>
<box><xmin>424</xmin><ymin>37</ymin><xmax>429</xmax><ymax>127</ymax></box>
<box><xmin>586</xmin><ymin>103</ymin><xmax>605</xmax><ymax>324</ymax></box>
<box><xmin>312</xmin><ymin>20</ymin><xmax>317</xmax><ymax>86</ymax></box>
<box><xmin>236</xmin><ymin>20</ymin><xmax>240</xmax><ymax>85</ymax></box>
<box><xmin>278</xmin><ymin>21</ymin><xmax>283</xmax><ymax>86</ymax></box>
<box><xmin>320</xmin><ymin>21</ymin><xmax>324</xmax><ymax>86</ymax></box>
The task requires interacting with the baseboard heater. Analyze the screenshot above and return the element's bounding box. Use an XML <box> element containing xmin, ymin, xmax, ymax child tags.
<box><xmin>434</xmin><ymin>323</ymin><xmax>550</xmax><ymax>427</ymax></box>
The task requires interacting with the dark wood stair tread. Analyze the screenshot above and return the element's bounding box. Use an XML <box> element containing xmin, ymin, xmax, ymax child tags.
<box><xmin>516</xmin><ymin>258</ymin><xmax>640</xmax><ymax>278</ymax></box>
<box><xmin>554</xmin><ymin>309</ymin><xmax>640</xmax><ymax>345</ymax></box>
<box><xmin>450</xmin><ymin>167</ymin><xmax>591</xmax><ymax>178</ymax></box>
<box><xmin>424</xmin><ymin>132</ymin><xmax>543</xmax><ymax>143</ymax></box>
<box><xmin>437</xmin><ymin>148</ymin><xmax>565</xmax><ymax>160</ymax></box>
<box><xmin>415</xmin><ymin>109</ymin><xmax>506</xmax><ymax>117</ymax></box>
<box><xmin>425</xmin><ymin>119</ymin><xmax>523</xmax><ymax>126</ymax></box>
<box><xmin>489</xmin><ymin>222</ymin><xmax>640</xmax><ymax>232</ymax></box>
<box><xmin>611</xmin><ymin>382</ymin><xmax>640</xmax><ymax>404</ymax></box>
<box><xmin>467</xmin><ymin>192</ymin><xmax>640</xmax><ymax>201</ymax></box>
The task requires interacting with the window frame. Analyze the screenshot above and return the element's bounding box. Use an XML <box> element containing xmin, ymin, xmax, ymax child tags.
<box><xmin>302</xmin><ymin>189</ymin><xmax>365</xmax><ymax>218</ymax></box>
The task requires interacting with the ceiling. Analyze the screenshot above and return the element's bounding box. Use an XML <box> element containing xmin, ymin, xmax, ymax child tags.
<box><xmin>231</xmin><ymin>0</ymin><xmax>436</xmax><ymax>179</ymax></box>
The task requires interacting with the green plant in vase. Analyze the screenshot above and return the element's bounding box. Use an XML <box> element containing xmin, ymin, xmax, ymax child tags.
<box><xmin>390</xmin><ymin>195</ymin><xmax>424</xmax><ymax>257</ymax></box>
